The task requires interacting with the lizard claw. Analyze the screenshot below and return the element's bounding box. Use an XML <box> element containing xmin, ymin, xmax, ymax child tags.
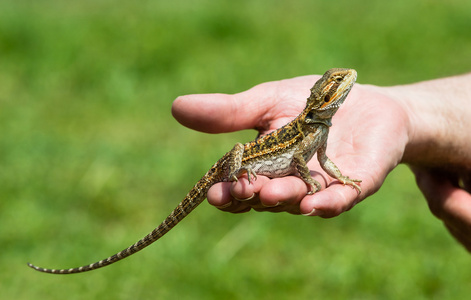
<box><xmin>338</xmin><ymin>176</ymin><xmax>362</xmax><ymax>194</ymax></box>
<box><xmin>229</xmin><ymin>168</ymin><xmax>257</xmax><ymax>184</ymax></box>
<box><xmin>246</xmin><ymin>169</ymin><xmax>257</xmax><ymax>184</ymax></box>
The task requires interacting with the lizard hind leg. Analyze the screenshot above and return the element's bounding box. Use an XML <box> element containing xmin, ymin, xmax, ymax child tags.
<box><xmin>226</xmin><ymin>143</ymin><xmax>257</xmax><ymax>184</ymax></box>
<box><xmin>235</xmin><ymin>167</ymin><xmax>258</xmax><ymax>184</ymax></box>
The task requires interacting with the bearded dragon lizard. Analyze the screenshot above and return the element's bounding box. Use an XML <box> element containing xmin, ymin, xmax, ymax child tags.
<box><xmin>28</xmin><ymin>68</ymin><xmax>361</xmax><ymax>274</ymax></box>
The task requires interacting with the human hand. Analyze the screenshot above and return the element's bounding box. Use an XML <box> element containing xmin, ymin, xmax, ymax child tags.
<box><xmin>172</xmin><ymin>75</ymin><xmax>410</xmax><ymax>217</ymax></box>
<box><xmin>412</xmin><ymin>168</ymin><xmax>471</xmax><ymax>251</ymax></box>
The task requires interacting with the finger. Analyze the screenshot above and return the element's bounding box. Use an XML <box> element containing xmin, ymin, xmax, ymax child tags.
<box><xmin>232</xmin><ymin>174</ymin><xmax>322</xmax><ymax>213</ymax></box>
<box><xmin>208</xmin><ymin>175</ymin><xmax>312</xmax><ymax>214</ymax></box>
<box><xmin>231</xmin><ymin>174</ymin><xmax>271</xmax><ymax>201</ymax></box>
<box><xmin>413</xmin><ymin>169</ymin><xmax>465</xmax><ymax>220</ymax></box>
<box><xmin>208</xmin><ymin>175</ymin><xmax>284</xmax><ymax>213</ymax></box>
<box><xmin>171</xmin><ymin>76</ymin><xmax>317</xmax><ymax>134</ymax></box>
<box><xmin>300</xmin><ymin>184</ymin><xmax>363</xmax><ymax>218</ymax></box>
<box><xmin>461</xmin><ymin>172</ymin><xmax>471</xmax><ymax>192</ymax></box>
<box><xmin>172</xmin><ymin>94</ymin><xmax>243</xmax><ymax>133</ymax></box>
<box><xmin>207</xmin><ymin>175</ymin><xmax>267</xmax><ymax>208</ymax></box>
<box><xmin>207</xmin><ymin>182</ymin><xmax>232</xmax><ymax>208</ymax></box>
<box><xmin>172</xmin><ymin>89</ymin><xmax>276</xmax><ymax>134</ymax></box>
<box><xmin>413</xmin><ymin>169</ymin><xmax>471</xmax><ymax>251</ymax></box>
<box><xmin>444</xmin><ymin>223</ymin><xmax>471</xmax><ymax>252</ymax></box>
<box><xmin>258</xmin><ymin>176</ymin><xmax>310</xmax><ymax>208</ymax></box>
<box><xmin>207</xmin><ymin>182</ymin><xmax>252</xmax><ymax>213</ymax></box>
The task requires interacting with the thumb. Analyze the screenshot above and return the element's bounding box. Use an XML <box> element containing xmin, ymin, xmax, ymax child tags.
<box><xmin>171</xmin><ymin>76</ymin><xmax>315</xmax><ymax>134</ymax></box>
<box><xmin>171</xmin><ymin>90</ymin><xmax>273</xmax><ymax>134</ymax></box>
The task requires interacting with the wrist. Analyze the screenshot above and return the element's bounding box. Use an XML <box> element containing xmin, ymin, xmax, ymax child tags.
<box><xmin>387</xmin><ymin>74</ymin><xmax>471</xmax><ymax>169</ymax></box>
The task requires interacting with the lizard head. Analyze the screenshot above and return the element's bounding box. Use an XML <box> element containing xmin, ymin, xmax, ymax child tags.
<box><xmin>305</xmin><ymin>68</ymin><xmax>357</xmax><ymax>123</ymax></box>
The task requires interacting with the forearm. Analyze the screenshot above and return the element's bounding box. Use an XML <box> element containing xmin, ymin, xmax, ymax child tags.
<box><xmin>386</xmin><ymin>73</ymin><xmax>471</xmax><ymax>169</ymax></box>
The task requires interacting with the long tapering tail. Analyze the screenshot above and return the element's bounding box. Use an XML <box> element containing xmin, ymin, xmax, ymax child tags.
<box><xmin>27</xmin><ymin>173</ymin><xmax>216</xmax><ymax>274</ymax></box>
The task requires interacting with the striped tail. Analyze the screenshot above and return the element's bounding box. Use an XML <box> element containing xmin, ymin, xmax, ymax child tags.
<box><xmin>27</xmin><ymin>172</ymin><xmax>218</xmax><ymax>274</ymax></box>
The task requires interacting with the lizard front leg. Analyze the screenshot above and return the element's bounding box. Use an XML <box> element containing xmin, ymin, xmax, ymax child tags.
<box><xmin>293</xmin><ymin>151</ymin><xmax>322</xmax><ymax>194</ymax></box>
<box><xmin>291</xmin><ymin>129</ymin><xmax>328</xmax><ymax>194</ymax></box>
<box><xmin>316</xmin><ymin>142</ymin><xmax>362</xmax><ymax>193</ymax></box>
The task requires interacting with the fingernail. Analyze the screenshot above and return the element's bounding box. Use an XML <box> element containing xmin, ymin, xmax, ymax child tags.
<box><xmin>302</xmin><ymin>208</ymin><xmax>323</xmax><ymax>216</ymax></box>
<box><xmin>262</xmin><ymin>202</ymin><xmax>281</xmax><ymax>208</ymax></box>
<box><xmin>215</xmin><ymin>201</ymin><xmax>233</xmax><ymax>209</ymax></box>
<box><xmin>233</xmin><ymin>193</ymin><xmax>255</xmax><ymax>202</ymax></box>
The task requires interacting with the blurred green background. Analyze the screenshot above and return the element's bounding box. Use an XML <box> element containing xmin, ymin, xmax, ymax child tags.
<box><xmin>1</xmin><ymin>1</ymin><xmax>470</xmax><ymax>299</ymax></box>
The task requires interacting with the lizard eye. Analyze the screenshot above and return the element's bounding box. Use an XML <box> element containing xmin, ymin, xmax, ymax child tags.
<box><xmin>324</xmin><ymin>94</ymin><xmax>331</xmax><ymax>103</ymax></box>
<box><xmin>334</xmin><ymin>77</ymin><xmax>343</xmax><ymax>83</ymax></box>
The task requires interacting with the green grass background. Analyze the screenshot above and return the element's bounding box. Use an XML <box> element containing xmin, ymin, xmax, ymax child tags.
<box><xmin>1</xmin><ymin>1</ymin><xmax>470</xmax><ymax>299</ymax></box>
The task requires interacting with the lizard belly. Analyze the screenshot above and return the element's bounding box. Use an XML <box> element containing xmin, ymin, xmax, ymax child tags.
<box><xmin>243</xmin><ymin>148</ymin><xmax>297</xmax><ymax>178</ymax></box>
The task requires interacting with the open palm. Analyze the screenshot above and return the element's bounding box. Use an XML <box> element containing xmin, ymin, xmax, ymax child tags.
<box><xmin>172</xmin><ymin>75</ymin><xmax>409</xmax><ymax>217</ymax></box>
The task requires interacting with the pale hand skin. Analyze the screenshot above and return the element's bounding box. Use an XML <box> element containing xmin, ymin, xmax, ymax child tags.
<box><xmin>171</xmin><ymin>72</ymin><xmax>471</xmax><ymax>251</ymax></box>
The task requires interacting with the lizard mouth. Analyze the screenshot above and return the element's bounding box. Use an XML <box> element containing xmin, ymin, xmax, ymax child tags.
<box><xmin>326</xmin><ymin>78</ymin><xmax>355</xmax><ymax>109</ymax></box>
<box><xmin>324</xmin><ymin>103</ymin><xmax>340</xmax><ymax>109</ymax></box>
<box><xmin>318</xmin><ymin>70</ymin><xmax>356</xmax><ymax>110</ymax></box>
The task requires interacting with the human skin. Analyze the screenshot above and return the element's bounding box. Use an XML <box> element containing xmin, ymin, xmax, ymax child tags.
<box><xmin>171</xmin><ymin>72</ymin><xmax>471</xmax><ymax>251</ymax></box>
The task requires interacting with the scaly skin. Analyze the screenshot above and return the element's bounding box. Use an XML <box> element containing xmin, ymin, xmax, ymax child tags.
<box><xmin>28</xmin><ymin>68</ymin><xmax>361</xmax><ymax>274</ymax></box>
